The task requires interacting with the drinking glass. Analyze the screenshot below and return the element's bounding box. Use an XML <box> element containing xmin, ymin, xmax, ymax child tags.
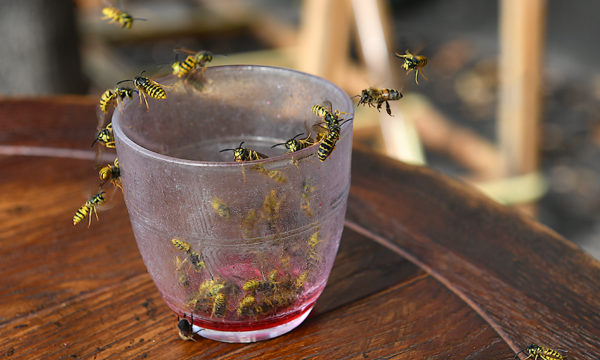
<box><xmin>112</xmin><ymin>65</ymin><xmax>353</xmax><ymax>342</ymax></box>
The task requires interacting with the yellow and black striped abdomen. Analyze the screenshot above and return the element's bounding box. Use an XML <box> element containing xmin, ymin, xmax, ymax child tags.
<box><xmin>99</xmin><ymin>89</ymin><xmax>116</xmax><ymax>113</ymax></box>
<box><xmin>182</xmin><ymin>56</ymin><xmax>198</xmax><ymax>72</ymax></box>
<box><xmin>73</xmin><ymin>202</ymin><xmax>91</xmax><ymax>225</ymax></box>
<box><xmin>312</xmin><ymin>105</ymin><xmax>330</xmax><ymax>119</ymax></box>
<box><xmin>144</xmin><ymin>83</ymin><xmax>166</xmax><ymax>99</ymax></box>
<box><xmin>318</xmin><ymin>131</ymin><xmax>340</xmax><ymax>162</ymax></box>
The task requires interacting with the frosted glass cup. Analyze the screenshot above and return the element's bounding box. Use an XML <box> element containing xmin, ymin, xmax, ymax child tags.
<box><xmin>112</xmin><ymin>65</ymin><xmax>353</xmax><ymax>343</ymax></box>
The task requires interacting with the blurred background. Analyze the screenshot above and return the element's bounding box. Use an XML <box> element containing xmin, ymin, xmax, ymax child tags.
<box><xmin>0</xmin><ymin>0</ymin><xmax>598</xmax><ymax>259</ymax></box>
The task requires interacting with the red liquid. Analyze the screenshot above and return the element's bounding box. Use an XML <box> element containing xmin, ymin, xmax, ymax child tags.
<box><xmin>165</xmin><ymin>287</ymin><xmax>323</xmax><ymax>332</ymax></box>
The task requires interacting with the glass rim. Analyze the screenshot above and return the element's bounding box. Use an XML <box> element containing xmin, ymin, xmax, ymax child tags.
<box><xmin>112</xmin><ymin>64</ymin><xmax>354</xmax><ymax>168</ymax></box>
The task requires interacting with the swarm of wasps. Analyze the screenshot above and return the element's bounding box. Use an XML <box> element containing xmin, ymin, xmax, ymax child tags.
<box><xmin>92</xmin><ymin>4</ymin><xmax>432</xmax><ymax>340</ymax></box>
<box><xmin>219</xmin><ymin>100</ymin><xmax>353</xmax><ymax>165</ymax></box>
<box><xmin>171</xmin><ymin>235</ymin><xmax>312</xmax><ymax>337</ymax></box>
<box><xmin>75</xmin><ymin>6</ymin><xmax>217</xmax><ymax>227</ymax></box>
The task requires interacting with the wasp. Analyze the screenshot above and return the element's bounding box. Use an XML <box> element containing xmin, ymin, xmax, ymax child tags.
<box><xmin>317</xmin><ymin>126</ymin><xmax>340</xmax><ymax>162</ymax></box>
<box><xmin>99</xmin><ymin>87</ymin><xmax>136</xmax><ymax>114</ymax></box>
<box><xmin>172</xmin><ymin>238</ymin><xmax>192</xmax><ymax>253</ymax></box>
<box><xmin>300</xmin><ymin>180</ymin><xmax>315</xmax><ymax>217</ymax></box>
<box><xmin>101</xmin><ymin>6</ymin><xmax>145</xmax><ymax>29</ymax></box>
<box><xmin>241</xmin><ymin>209</ymin><xmax>259</xmax><ymax>239</ymax></box>
<box><xmin>92</xmin><ymin>122</ymin><xmax>115</xmax><ymax>148</ymax></box>
<box><xmin>171</xmin><ymin>238</ymin><xmax>205</xmax><ymax>271</ymax></box>
<box><xmin>312</xmin><ymin>103</ymin><xmax>340</xmax><ymax>129</ymax></box>
<box><xmin>73</xmin><ymin>191</ymin><xmax>106</xmax><ymax>226</ymax></box>
<box><xmin>271</xmin><ymin>133</ymin><xmax>315</xmax><ymax>153</ymax></box>
<box><xmin>249</xmin><ymin>164</ymin><xmax>287</xmax><ymax>184</ymax></box>
<box><xmin>211</xmin><ymin>197</ymin><xmax>230</xmax><ymax>219</ymax></box>
<box><xmin>172</xmin><ymin>49</ymin><xmax>213</xmax><ymax>79</ymax></box>
<box><xmin>394</xmin><ymin>50</ymin><xmax>428</xmax><ymax>84</ymax></box>
<box><xmin>99</xmin><ymin>88</ymin><xmax>117</xmax><ymax>114</ymax></box>
<box><xmin>356</xmin><ymin>87</ymin><xmax>403</xmax><ymax>116</ymax></box>
<box><xmin>242</xmin><ymin>279</ymin><xmax>275</xmax><ymax>293</ymax></box>
<box><xmin>188</xmin><ymin>279</ymin><xmax>225</xmax><ymax>312</ymax></box>
<box><xmin>295</xmin><ymin>271</ymin><xmax>309</xmax><ymax>289</ymax></box>
<box><xmin>177</xmin><ymin>313</ymin><xmax>200</xmax><ymax>341</ymax></box>
<box><xmin>198</xmin><ymin>279</ymin><xmax>226</xmax><ymax>298</ymax></box>
<box><xmin>308</xmin><ymin>230</ymin><xmax>321</xmax><ymax>249</ymax></box>
<box><xmin>219</xmin><ymin>142</ymin><xmax>268</xmax><ymax>162</ymax></box>
<box><xmin>118</xmin><ymin>72</ymin><xmax>167</xmax><ymax>111</ymax></box>
<box><xmin>99</xmin><ymin>158</ymin><xmax>122</xmax><ymax>190</ymax></box>
<box><xmin>262</xmin><ymin>189</ymin><xmax>284</xmax><ymax>231</ymax></box>
<box><xmin>307</xmin><ymin>230</ymin><xmax>321</xmax><ymax>265</ymax></box>
<box><xmin>212</xmin><ymin>293</ymin><xmax>227</xmax><ymax>318</ymax></box>
<box><xmin>514</xmin><ymin>344</ymin><xmax>566</xmax><ymax>360</ymax></box>
<box><xmin>317</xmin><ymin>118</ymin><xmax>352</xmax><ymax>162</ymax></box>
<box><xmin>175</xmin><ymin>256</ymin><xmax>190</xmax><ymax>288</ymax></box>
<box><xmin>268</xmin><ymin>289</ymin><xmax>296</xmax><ymax>309</ymax></box>
<box><xmin>237</xmin><ymin>295</ymin><xmax>262</xmax><ymax>317</ymax></box>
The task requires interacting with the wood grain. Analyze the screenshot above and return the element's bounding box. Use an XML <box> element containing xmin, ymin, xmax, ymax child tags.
<box><xmin>346</xmin><ymin>147</ymin><xmax>600</xmax><ymax>358</ymax></box>
<box><xmin>0</xmin><ymin>271</ymin><xmax>513</xmax><ymax>360</ymax></box>
<box><xmin>2</xmin><ymin>97</ymin><xmax>598</xmax><ymax>359</ymax></box>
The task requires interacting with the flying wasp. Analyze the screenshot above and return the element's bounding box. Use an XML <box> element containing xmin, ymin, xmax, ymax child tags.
<box><xmin>73</xmin><ymin>191</ymin><xmax>106</xmax><ymax>227</ymax></box>
<box><xmin>99</xmin><ymin>157</ymin><xmax>122</xmax><ymax>190</ymax></box>
<box><xmin>118</xmin><ymin>71</ymin><xmax>167</xmax><ymax>111</ymax></box>
<box><xmin>514</xmin><ymin>344</ymin><xmax>566</xmax><ymax>360</ymax></box>
<box><xmin>176</xmin><ymin>314</ymin><xmax>200</xmax><ymax>341</ymax></box>
<box><xmin>356</xmin><ymin>87</ymin><xmax>403</xmax><ymax>116</ymax></box>
<box><xmin>172</xmin><ymin>49</ymin><xmax>213</xmax><ymax>79</ymax></box>
<box><xmin>219</xmin><ymin>142</ymin><xmax>268</xmax><ymax>162</ymax></box>
<box><xmin>92</xmin><ymin>122</ymin><xmax>115</xmax><ymax>148</ymax></box>
<box><xmin>394</xmin><ymin>50</ymin><xmax>428</xmax><ymax>84</ymax></box>
<box><xmin>101</xmin><ymin>6</ymin><xmax>145</xmax><ymax>29</ymax></box>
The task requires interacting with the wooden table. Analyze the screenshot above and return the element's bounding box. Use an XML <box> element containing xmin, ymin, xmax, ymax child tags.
<box><xmin>1</xmin><ymin>97</ymin><xmax>599</xmax><ymax>359</ymax></box>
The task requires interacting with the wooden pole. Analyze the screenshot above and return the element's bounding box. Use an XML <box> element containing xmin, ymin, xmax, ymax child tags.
<box><xmin>497</xmin><ymin>0</ymin><xmax>546</xmax><ymax>215</ymax></box>
<box><xmin>498</xmin><ymin>0</ymin><xmax>546</xmax><ymax>177</ymax></box>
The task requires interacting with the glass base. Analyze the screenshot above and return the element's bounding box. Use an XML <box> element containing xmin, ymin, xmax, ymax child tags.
<box><xmin>193</xmin><ymin>305</ymin><xmax>313</xmax><ymax>343</ymax></box>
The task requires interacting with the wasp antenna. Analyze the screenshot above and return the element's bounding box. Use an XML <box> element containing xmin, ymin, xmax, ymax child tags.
<box><xmin>271</xmin><ymin>142</ymin><xmax>286</xmax><ymax>148</ymax></box>
<box><xmin>238</xmin><ymin>141</ymin><xmax>245</xmax><ymax>148</ymax></box>
<box><xmin>219</xmin><ymin>148</ymin><xmax>235</xmax><ymax>153</ymax></box>
<box><xmin>116</xmin><ymin>79</ymin><xmax>132</xmax><ymax>85</ymax></box>
<box><xmin>140</xmin><ymin>70</ymin><xmax>147</xmax><ymax>76</ymax></box>
<box><xmin>292</xmin><ymin>133</ymin><xmax>305</xmax><ymax>140</ymax></box>
<box><xmin>90</xmin><ymin>138</ymin><xmax>98</xmax><ymax>147</ymax></box>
